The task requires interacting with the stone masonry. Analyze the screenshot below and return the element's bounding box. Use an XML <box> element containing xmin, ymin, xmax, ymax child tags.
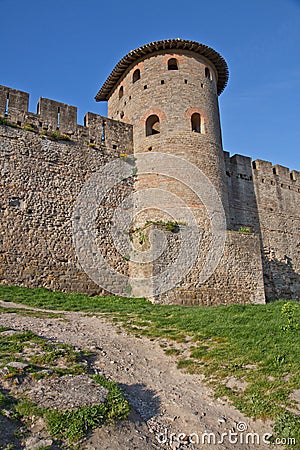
<box><xmin>0</xmin><ymin>39</ymin><xmax>299</xmax><ymax>304</ymax></box>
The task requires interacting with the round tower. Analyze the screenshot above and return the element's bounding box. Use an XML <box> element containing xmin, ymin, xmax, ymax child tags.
<box><xmin>95</xmin><ymin>38</ymin><xmax>229</xmax><ymax>216</ymax></box>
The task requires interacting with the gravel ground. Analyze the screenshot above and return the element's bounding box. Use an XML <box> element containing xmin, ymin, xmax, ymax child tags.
<box><xmin>0</xmin><ymin>300</ymin><xmax>283</xmax><ymax>450</ymax></box>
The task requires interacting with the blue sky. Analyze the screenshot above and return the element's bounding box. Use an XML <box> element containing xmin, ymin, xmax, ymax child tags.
<box><xmin>1</xmin><ymin>0</ymin><xmax>299</xmax><ymax>171</ymax></box>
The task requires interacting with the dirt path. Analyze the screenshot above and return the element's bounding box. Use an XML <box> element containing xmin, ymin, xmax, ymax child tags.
<box><xmin>0</xmin><ymin>301</ymin><xmax>282</xmax><ymax>450</ymax></box>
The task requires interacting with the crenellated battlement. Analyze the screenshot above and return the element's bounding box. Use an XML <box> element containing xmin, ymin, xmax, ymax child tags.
<box><xmin>252</xmin><ymin>159</ymin><xmax>299</xmax><ymax>187</ymax></box>
<box><xmin>0</xmin><ymin>85</ymin><xmax>133</xmax><ymax>153</ymax></box>
<box><xmin>224</xmin><ymin>152</ymin><xmax>300</xmax><ymax>193</ymax></box>
<box><xmin>0</xmin><ymin>70</ymin><xmax>299</xmax><ymax>303</ymax></box>
<box><xmin>0</xmin><ymin>85</ymin><xmax>29</xmax><ymax>113</ymax></box>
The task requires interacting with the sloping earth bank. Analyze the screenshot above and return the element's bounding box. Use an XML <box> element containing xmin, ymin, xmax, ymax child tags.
<box><xmin>0</xmin><ymin>301</ymin><xmax>283</xmax><ymax>450</ymax></box>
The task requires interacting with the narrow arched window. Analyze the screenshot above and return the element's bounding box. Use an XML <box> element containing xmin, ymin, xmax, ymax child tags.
<box><xmin>205</xmin><ymin>67</ymin><xmax>211</xmax><ymax>79</ymax></box>
<box><xmin>133</xmin><ymin>69</ymin><xmax>140</xmax><ymax>83</ymax></box>
<box><xmin>119</xmin><ymin>86</ymin><xmax>124</xmax><ymax>99</ymax></box>
<box><xmin>168</xmin><ymin>58</ymin><xmax>178</xmax><ymax>70</ymax></box>
<box><xmin>146</xmin><ymin>115</ymin><xmax>160</xmax><ymax>136</ymax></box>
<box><xmin>191</xmin><ymin>113</ymin><xmax>201</xmax><ymax>133</ymax></box>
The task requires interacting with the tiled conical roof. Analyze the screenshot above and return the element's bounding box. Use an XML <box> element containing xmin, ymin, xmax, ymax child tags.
<box><xmin>95</xmin><ymin>39</ymin><xmax>229</xmax><ymax>101</ymax></box>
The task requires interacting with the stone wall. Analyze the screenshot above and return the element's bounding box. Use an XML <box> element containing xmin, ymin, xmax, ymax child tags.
<box><xmin>155</xmin><ymin>229</ymin><xmax>266</xmax><ymax>305</ymax></box>
<box><xmin>225</xmin><ymin>153</ymin><xmax>300</xmax><ymax>301</ymax></box>
<box><xmin>253</xmin><ymin>160</ymin><xmax>300</xmax><ymax>300</ymax></box>
<box><xmin>0</xmin><ymin>85</ymin><xmax>133</xmax><ymax>295</ymax></box>
<box><xmin>0</xmin><ymin>83</ymin><xmax>299</xmax><ymax>303</ymax></box>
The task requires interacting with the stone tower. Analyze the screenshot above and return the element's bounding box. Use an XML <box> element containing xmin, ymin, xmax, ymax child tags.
<box><xmin>95</xmin><ymin>39</ymin><xmax>235</xmax><ymax>300</ymax></box>
<box><xmin>5</xmin><ymin>39</ymin><xmax>298</xmax><ymax>304</ymax></box>
<box><xmin>95</xmin><ymin>39</ymin><xmax>230</xmax><ymax>216</ymax></box>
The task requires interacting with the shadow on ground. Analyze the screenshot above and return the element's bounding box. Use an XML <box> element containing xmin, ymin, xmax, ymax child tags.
<box><xmin>119</xmin><ymin>382</ymin><xmax>161</xmax><ymax>421</ymax></box>
<box><xmin>0</xmin><ymin>414</ymin><xmax>24</xmax><ymax>449</ymax></box>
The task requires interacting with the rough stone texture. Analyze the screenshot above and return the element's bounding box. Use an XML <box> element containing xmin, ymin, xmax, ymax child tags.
<box><xmin>20</xmin><ymin>374</ymin><xmax>108</xmax><ymax>410</ymax></box>
<box><xmin>153</xmin><ymin>229</ymin><xmax>266</xmax><ymax>305</ymax></box>
<box><xmin>0</xmin><ymin>92</ymin><xmax>133</xmax><ymax>295</ymax></box>
<box><xmin>107</xmin><ymin>50</ymin><xmax>230</xmax><ymax>219</ymax></box>
<box><xmin>105</xmin><ymin>47</ymin><xmax>268</xmax><ymax>304</ymax></box>
<box><xmin>225</xmin><ymin>153</ymin><xmax>300</xmax><ymax>301</ymax></box>
<box><xmin>0</xmin><ymin>85</ymin><xmax>29</xmax><ymax>113</ymax></box>
<box><xmin>0</xmin><ymin>39</ymin><xmax>299</xmax><ymax>304</ymax></box>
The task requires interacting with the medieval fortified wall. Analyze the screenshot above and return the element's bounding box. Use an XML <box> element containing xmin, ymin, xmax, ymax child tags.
<box><xmin>0</xmin><ymin>39</ymin><xmax>299</xmax><ymax>305</ymax></box>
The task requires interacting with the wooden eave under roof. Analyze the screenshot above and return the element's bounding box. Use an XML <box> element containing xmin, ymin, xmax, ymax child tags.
<box><xmin>95</xmin><ymin>39</ymin><xmax>229</xmax><ymax>101</ymax></box>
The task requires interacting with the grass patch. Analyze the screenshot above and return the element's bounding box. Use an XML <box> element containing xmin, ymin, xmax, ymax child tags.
<box><xmin>0</xmin><ymin>328</ymin><xmax>84</xmax><ymax>373</ymax></box>
<box><xmin>0</xmin><ymin>305</ymin><xmax>64</xmax><ymax>319</ymax></box>
<box><xmin>0</xmin><ymin>116</ymin><xmax>19</xmax><ymax>128</ymax></box>
<box><xmin>23</xmin><ymin>123</ymin><xmax>36</xmax><ymax>132</ymax></box>
<box><xmin>41</xmin><ymin>130</ymin><xmax>71</xmax><ymax>141</ymax></box>
<box><xmin>14</xmin><ymin>375</ymin><xmax>129</xmax><ymax>444</ymax></box>
<box><xmin>0</xmin><ymin>317</ymin><xmax>130</xmax><ymax>445</ymax></box>
<box><xmin>164</xmin><ymin>348</ymin><xmax>181</xmax><ymax>356</ymax></box>
<box><xmin>0</xmin><ymin>117</ymin><xmax>71</xmax><ymax>142</ymax></box>
<box><xmin>0</xmin><ymin>284</ymin><xmax>299</xmax><ymax>444</ymax></box>
<box><xmin>44</xmin><ymin>374</ymin><xmax>129</xmax><ymax>442</ymax></box>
